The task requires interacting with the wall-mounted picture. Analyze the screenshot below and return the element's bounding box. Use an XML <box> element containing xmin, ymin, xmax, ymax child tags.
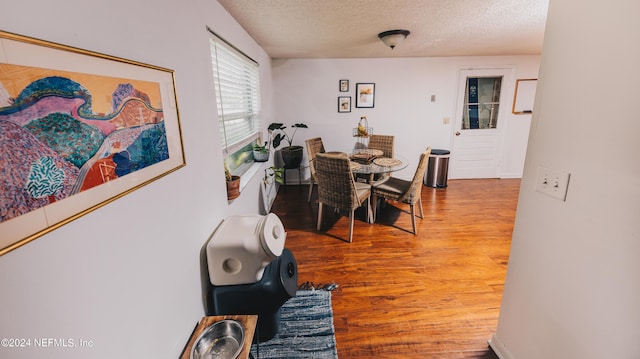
<box><xmin>356</xmin><ymin>83</ymin><xmax>375</xmax><ymax>108</ymax></box>
<box><xmin>338</xmin><ymin>96</ymin><xmax>351</xmax><ymax>113</ymax></box>
<box><xmin>0</xmin><ymin>31</ymin><xmax>186</xmax><ymax>255</ymax></box>
<box><xmin>339</xmin><ymin>79</ymin><xmax>349</xmax><ymax>92</ymax></box>
<box><xmin>512</xmin><ymin>78</ymin><xmax>538</xmax><ymax>114</ymax></box>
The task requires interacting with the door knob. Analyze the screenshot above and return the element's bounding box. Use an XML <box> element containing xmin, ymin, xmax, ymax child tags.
<box><xmin>455</xmin><ymin>131</ymin><xmax>461</xmax><ymax>136</ymax></box>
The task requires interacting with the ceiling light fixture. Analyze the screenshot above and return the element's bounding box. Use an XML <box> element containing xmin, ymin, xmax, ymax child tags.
<box><xmin>378</xmin><ymin>29</ymin><xmax>410</xmax><ymax>49</ymax></box>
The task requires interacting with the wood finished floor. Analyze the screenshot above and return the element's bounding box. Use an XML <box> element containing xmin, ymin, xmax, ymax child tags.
<box><xmin>271</xmin><ymin>178</ymin><xmax>520</xmax><ymax>358</ymax></box>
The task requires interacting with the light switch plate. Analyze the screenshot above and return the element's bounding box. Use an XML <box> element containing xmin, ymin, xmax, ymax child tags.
<box><xmin>535</xmin><ymin>166</ymin><xmax>570</xmax><ymax>201</ymax></box>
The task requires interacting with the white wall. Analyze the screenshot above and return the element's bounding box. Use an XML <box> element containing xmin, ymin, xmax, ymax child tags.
<box><xmin>0</xmin><ymin>0</ymin><xmax>272</xmax><ymax>358</ymax></box>
<box><xmin>490</xmin><ymin>0</ymin><xmax>640</xmax><ymax>358</ymax></box>
<box><xmin>272</xmin><ymin>56</ymin><xmax>539</xmax><ymax>181</ymax></box>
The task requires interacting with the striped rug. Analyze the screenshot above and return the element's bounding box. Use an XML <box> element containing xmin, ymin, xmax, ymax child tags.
<box><xmin>250</xmin><ymin>290</ymin><xmax>338</xmax><ymax>359</ymax></box>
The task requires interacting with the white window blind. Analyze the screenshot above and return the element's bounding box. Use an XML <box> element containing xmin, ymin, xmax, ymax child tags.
<box><xmin>209</xmin><ymin>32</ymin><xmax>261</xmax><ymax>156</ymax></box>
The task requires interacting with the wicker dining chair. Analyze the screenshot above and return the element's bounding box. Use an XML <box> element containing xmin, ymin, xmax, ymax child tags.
<box><xmin>368</xmin><ymin>134</ymin><xmax>395</xmax><ymax>158</ymax></box>
<box><xmin>372</xmin><ymin>147</ymin><xmax>431</xmax><ymax>235</ymax></box>
<box><xmin>315</xmin><ymin>152</ymin><xmax>372</xmax><ymax>243</ymax></box>
<box><xmin>365</xmin><ymin>134</ymin><xmax>395</xmax><ymax>182</ymax></box>
<box><xmin>305</xmin><ymin>137</ymin><xmax>325</xmax><ymax>203</ymax></box>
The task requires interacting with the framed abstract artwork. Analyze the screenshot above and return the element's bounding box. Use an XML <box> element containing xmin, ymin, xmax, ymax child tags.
<box><xmin>339</xmin><ymin>79</ymin><xmax>349</xmax><ymax>92</ymax></box>
<box><xmin>0</xmin><ymin>31</ymin><xmax>186</xmax><ymax>255</ymax></box>
<box><xmin>355</xmin><ymin>83</ymin><xmax>375</xmax><ymax>108</ymax></box>
<box><xmin>338</xmin><ymin>96</ymin><xmax>351</xmax><ymax>113</ymax></box>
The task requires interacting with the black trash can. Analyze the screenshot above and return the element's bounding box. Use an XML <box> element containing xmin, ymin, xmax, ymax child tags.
<box><xmin>425</xmin><ymin>149</ymin><xmax>450</xmax><ymax>188</ymax></box>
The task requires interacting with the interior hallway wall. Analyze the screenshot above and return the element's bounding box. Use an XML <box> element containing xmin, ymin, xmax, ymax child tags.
<box><xmin>0</xmin><ymin>0</ymin><xmax>272</xmax><ymax>358</ymax></box>
<box><xmin>490</xmin><ymin>0</ymin><xmax>640</xmax><ymax>357</ymax></box>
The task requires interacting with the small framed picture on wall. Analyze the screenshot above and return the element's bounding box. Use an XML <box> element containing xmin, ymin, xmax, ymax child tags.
<box><xmin>338</xmin><ymin>96</ymin><xmax>351</xmax><ymax>113</ymax></box>
<box><xmin>355</xmin><ymin>83</ymin><xmax>375</xmax><ymax>108</ymax></box>
<box><xmin>339</xmin><ymin>79</ymin><xmax>349</xmax><ymax>92</ymax></box>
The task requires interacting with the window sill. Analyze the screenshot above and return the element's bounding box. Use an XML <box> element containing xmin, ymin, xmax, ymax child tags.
<box><xmin>239</xmin><ymin>161</ymin><xmax>264</xmax><ymax>191</ymax></box>
<box><xmin>227</xmin><ymin>162</ymin><xmax>266</xmax><ymax>204</ymax></box>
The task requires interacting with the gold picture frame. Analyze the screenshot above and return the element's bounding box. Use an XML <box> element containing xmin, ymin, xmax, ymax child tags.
<box><xmin>0</xmin><ymin>30</ymin><xmax>186</xmax><ymax>255</ymax></box>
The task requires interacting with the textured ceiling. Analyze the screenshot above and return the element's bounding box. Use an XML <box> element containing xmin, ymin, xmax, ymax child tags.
<box><xmin>217</xmin><ymin>0</ymin><xmax>549</xmax><ymax>59</ymax></box>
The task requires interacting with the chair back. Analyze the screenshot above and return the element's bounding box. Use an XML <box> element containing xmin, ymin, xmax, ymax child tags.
<box><xmin>368</xmin><ymin>134</ymin><xmax>394</xmax><ymax>158</ymax></box>
<box><xmin>315</xmin><ymin>152</ymin><xmax>360</xmax><ymax>210</ymax></box>
<box><xmin>305</xmin><ymin>137</ymin><xmax>325</xmax><ymax>179</ymax></box>
<box><xmin>399</xmin><ymin>147</ymin><xmax>432</xmax><ymax>203</ymax></box>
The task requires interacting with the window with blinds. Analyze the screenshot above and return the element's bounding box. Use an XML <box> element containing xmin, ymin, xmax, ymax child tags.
<box><xmin>209</xmin><ymin>31</ymin><xmax>261</xmax><ymax>174</ymax></box>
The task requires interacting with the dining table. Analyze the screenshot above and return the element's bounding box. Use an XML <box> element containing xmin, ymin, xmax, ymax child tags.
<box><xmin>348</xmin><ymin>148</ymin><xmax>409</xmax><ymax>180</ymax></box>
<box><xmin>347</xmin><ymin>148</ymin><xmax>409</xmax><ymax>223</ymax></box>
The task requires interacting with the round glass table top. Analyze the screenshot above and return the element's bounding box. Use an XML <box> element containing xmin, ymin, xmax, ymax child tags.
<box><xmin>348</xmin><ymin>151</ymin><xmax>409</xmax><ymax>175</ymax></box>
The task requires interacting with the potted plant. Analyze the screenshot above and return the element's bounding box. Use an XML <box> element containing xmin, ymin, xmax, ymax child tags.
<box><xmin>224</xmin><ymin>162</ymin><xmax>241</xmax><ymax>200</ymax></box>
<box><xmin>261</xmin><ymin>166</ymin><xmax>283</xmax><ymax>213</ymax></box>
<box><xmin>269</xmin><ymin>122</ymin><xmax>308</xmax><ymax>169</ymax></box>
<box><xmin>252</xmin><ymin>123</ymin><xmax>283</xmax><ymax>162</ymax></box>
<box><xmin>263</xmin><ymin>166</ymin><xmax>284</xmax><ymax>186</ymax></box>
<box><xmin>253</xmin><ymin>141</ymin><xmax>270</xmax><ymax>162</ymax></box>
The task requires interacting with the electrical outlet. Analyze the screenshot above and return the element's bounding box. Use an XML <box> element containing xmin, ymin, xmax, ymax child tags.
<box><xmin>535</xmin><ymin>166</ymin><xmax>570</xmax><ymax>201</ymax></box>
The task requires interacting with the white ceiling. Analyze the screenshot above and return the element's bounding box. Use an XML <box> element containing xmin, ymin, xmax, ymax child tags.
<box><xmin>217</xmin><ymin>0</ymin><xmax>550</xmax><ymax>59</ymax></box>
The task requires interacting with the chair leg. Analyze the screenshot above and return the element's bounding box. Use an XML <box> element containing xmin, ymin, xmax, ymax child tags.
<box><xmin>410</xmin><ymin>204</ymin><xmax>417</xmax><ymax>235</ymax></box>
<box><xmin>348</xmin><ymin>210</ymin><xmax>355</xmax><ymax>243</ymax></box>
<box><xmin>372</xmin><ymin>195</ymin><xmax>378</xmax><ymax>222</ymax></box>
<box><xmin>417</xmin><ymin>197</ymin><xmax>424</xmax><ymax>218</ymax></box>
<box><xmin>367</xmin><ymin>197</ymin><xmax>373</xmax><ymax>224</ymax></box>
<box><xmin>317</xmin><ymin>202</ymin><xmax>323</xmax><ymax>231</ymax></box>
<box><xmin>307</xmin><ymin>182</ymin><xmax>314</xmax><ymax>202</ymax></box>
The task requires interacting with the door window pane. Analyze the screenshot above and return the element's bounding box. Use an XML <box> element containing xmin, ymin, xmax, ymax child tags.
<box><xmin>462</xmin><ymin>77</ymin><xmax>502</xmax><ymax>130</ymax></box>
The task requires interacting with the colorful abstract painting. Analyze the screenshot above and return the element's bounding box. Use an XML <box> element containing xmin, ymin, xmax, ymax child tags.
<box><xmin>0</xmin><ymin>65</ymin><xmax>169</xmax><ymax>222</ymax></box>
<box><xmin>0</xmin><ymin>31</ymin><xmax>185</xmax><ymax>255</ymax></box>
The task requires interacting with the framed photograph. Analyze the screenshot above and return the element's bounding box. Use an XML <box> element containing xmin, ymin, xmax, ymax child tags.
<box><xmin>338</xmin><ymin>96</ymin><xmax>351</xmax><ymax>113</ymax></box>
<box><xmin>355</xmin><ymin>83</ymin><xmax>375</xmax><ymax>108</ymax></box>
<box><xmin>339</xmin><ymin>79</ymin><xmax>349</xmax><ymax>92</ymax></box>
<box><xmin>0</xmin><ymin>31</ymin><xmax>186</xmax><ymax>255</ymax></box>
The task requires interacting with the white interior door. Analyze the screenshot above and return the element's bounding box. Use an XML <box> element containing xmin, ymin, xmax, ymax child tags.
<box><xmin>449</xmin><ymin>68</ymin><xmax>512</xmax><ymax>179</ymax></box>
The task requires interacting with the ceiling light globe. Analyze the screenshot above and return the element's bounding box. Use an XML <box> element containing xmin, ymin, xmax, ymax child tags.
<box><xmin>378</xmin><ymin>29</ymin><xmax>410</xmax><ymax>49</ymax></box>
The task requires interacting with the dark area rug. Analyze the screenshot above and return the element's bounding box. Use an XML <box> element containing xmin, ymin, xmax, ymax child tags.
<box><xmin>250</xmin><ymin>290</ymin><xmax>338</xmax><ymax>359</ymax></box>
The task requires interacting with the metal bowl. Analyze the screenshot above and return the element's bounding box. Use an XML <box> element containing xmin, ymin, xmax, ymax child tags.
<box><xmin>190</xmin><ymin>319</ymin><xmax>245</xmax><ymax>359</ymax></box>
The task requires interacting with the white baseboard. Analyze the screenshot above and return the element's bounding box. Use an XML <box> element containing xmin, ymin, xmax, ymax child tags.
<box><xmin>499</xmin><ymin>173</ymin><xmax>523</xmax><ymax>179</ymax></box>
<box><xmin>488</xmin><ymin>334</ymin><xmax>514</xmax><ymax>359</ymax></box>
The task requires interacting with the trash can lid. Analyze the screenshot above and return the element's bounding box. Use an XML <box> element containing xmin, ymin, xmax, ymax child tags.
<box><xmin>431</xmin><ymin>149</ymin><xmax>450</xmax><ymax>155</ymax></box>
<box><xmin>259</xmin><ymin>213</ymin><xmax>286</xmax><ymax>258</ymax></box>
